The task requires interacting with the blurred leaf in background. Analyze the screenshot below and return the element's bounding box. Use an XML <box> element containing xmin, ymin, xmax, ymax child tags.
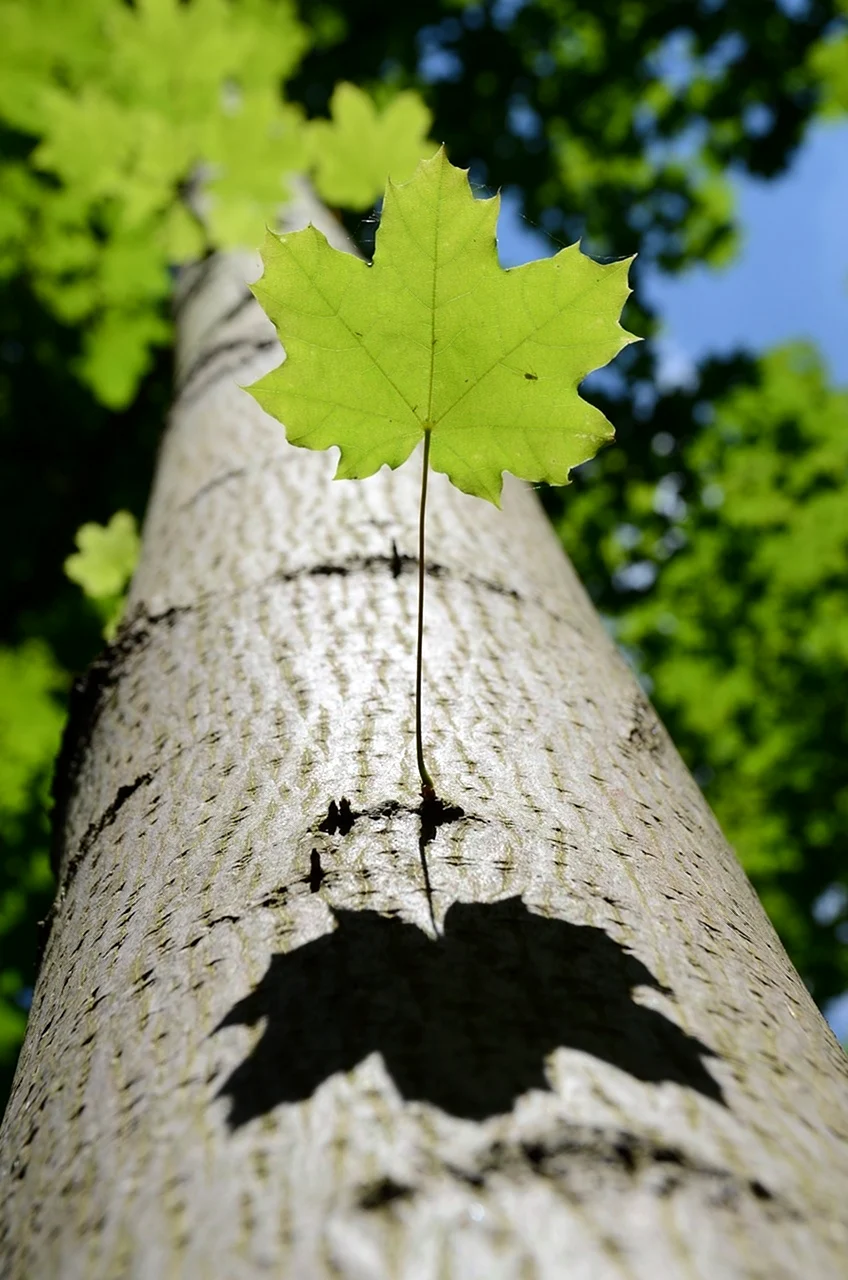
<box><xmin>64</xmin><ymin>510</ymin><xmax>140</xmax><ymax>640</ymax></box>
<box><xmin>811</xmin><ymin>0</ymin><xmax>848</xmax><ymax>113</ymax></box>
<box><xmin>0</xmin><ymin>642</ymin><xmax>67</xmax><ymax>1094</ymax></box>
<box><xmin>0</xmin><ymin>0</ymin><xmax>433</xmax><ymax>407</ymax></box>
<box><xmin>307</xmin><ymin>81</ymin><xmax>434</xmax><ymax>207</ymax></box>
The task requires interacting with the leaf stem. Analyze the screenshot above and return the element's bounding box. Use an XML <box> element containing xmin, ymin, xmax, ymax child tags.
<box><xmin>416</xmin><ymin>428</ymin><xmax>435</xmax><ymax>798</ymax></box>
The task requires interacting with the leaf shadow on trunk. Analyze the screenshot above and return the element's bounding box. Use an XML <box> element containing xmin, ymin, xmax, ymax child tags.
<box><xmin>214</xmin><ymin>897</ymin><xmax>724</xmax><ymax>1128</ymax></box>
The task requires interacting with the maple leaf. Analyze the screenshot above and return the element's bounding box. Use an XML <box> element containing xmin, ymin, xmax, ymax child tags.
<box><xmin>248</xmin><ymin>148</ymin><xmax>637</xmax><ymax>505</ymax></box>
<box><xmin>307</xmin><ymin>82</ymin><xmax>434</xmax><ymax>211</ymax></box>
<box><xmin>64</xmin><ymin>510</ymin><xmax>140</xmax><ymax>638</ymax></box>
<box><xmin>64</xmin><ymin>510</ymin><xmax>140</xmax><ymax>598</ymax></box>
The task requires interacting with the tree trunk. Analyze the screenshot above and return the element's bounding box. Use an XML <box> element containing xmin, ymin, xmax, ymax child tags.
<box><xmin>1</xmin><ymin>197</ymin><xmax>847</xmax><ymax>1279</ymax></box>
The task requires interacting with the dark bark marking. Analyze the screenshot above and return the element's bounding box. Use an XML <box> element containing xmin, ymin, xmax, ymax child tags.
<box><xmin>50</xmin><ymin>624</ymin><xmax>151</xmax><ymax>879</ymax></box>
<box><xmin>452</xmin><ymin>1123</ymin><xmax>792</xmax><ymax>1217</ymax></box>
<box><xmin>625</xmin><ymin>694</ymin><xmax>664</xmax><ymax>755</ymax></box>
<box><xmin>43</xmin><ymin>607</ymin><xmax>189</xmax><ymax>965</ymax></box>
<box><xmin>357</xmin><ymin>1178</ymin><xmax>415</xmax><ymax>1211</ymax></box>
<box><xmin>316</xmin><ymin>796</ymin><xmax>468</xmax><ymax>844</ymax></box>
<box><xmin>315</xmin><ymin>793</ymin><xmax>468</xmax><ymax>936</ymax></box>
<box><xmin>314</xmin><ymin>794</ymin><xmax>473</xmax><ymax>933</ymax></box>
<box><xmin>73</xmin><ymin>771</ymin><xmax>154</xmax><ymax>866</ymax></box>
<box><xmin>40</xmin><ymin>760</ymin><xmax>152</xmax><ymax>963</ymax></box>
<box><xmin>127</xmin><ymin>557</ymin><xmax>554</xmax><ymax>638</ymax></box>
<box><xmin>171</xmin><ymin>252</ymin><xmax>217</xmax><ymax>317</ymax></box>
<box><xmin>49</xmin><ymin>606</ymin><xmax>185</xmax><ymax>880</ymax></box>
<box><xmin>178</xmin><ymin>467</ymin><xmax>247</xmax><ymax>513</ymax></box>
<box><xmin>318</xmin><ymin>798</ymin><xmax>355</xmax><ymax>836</ymax></box>
<box><xmin>174</xmin><ymin>288</ymin><xmax>254</xmax><ymax>377</ymax></box>
<box><xmin>256</xmin><ymin>885</ymin><xmax>290</xmax><ymax>911</ymax></box>
<box><xmin>175</xmin><ymin>337</ymin><xmax>278</xmax><ymax>409</ymax></box>
<box><xmin>215</xmin><ymin>292</ymin><xmax>254</xmax><ymax>329</ymax></box>
<box><xmin>205</xmin><ymin>914</ymin><xmax>241</xmax><ymax>929</ymax></box>
<box><xmin>177</xmin><ymin>336</ymin><xmax>275</xmax><ymax>393</ymax></box>
<box><xmin>49</xmin><ymin>766</ymin><xmax>154</xmax><ymax>936</ymax></box>
<box><xmin>428</xmin><ymin>558</ymin><xmax>522</xmax><ymax>602</ymax></box>
<box><xmin>419</xmin><ymin>794</ymin><xmax>466</xmax><ymax>849</ymax></box>
<box><xmin>277</xmin><ymin>554</ymin><xmax>523</xmax><ymax>606</ymax></box>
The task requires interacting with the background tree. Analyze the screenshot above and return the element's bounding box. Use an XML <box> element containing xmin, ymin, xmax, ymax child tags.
<box><xmin>1</xmin><ymin>0</ymin><xmax>847</xmax><ymax>1109</ymax></box>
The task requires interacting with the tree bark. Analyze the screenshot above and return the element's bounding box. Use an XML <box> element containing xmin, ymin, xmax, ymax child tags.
<box><xmin>1</xmin><ymin>199</ymin><xmax>847</xmax><ymax>1279</ymax></box>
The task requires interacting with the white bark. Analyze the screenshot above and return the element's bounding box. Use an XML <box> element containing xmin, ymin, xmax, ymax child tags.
<box><xmin>1</xmin><ymin>200</ymin><xmax>847</xmax><ymax>1279</ymax></box>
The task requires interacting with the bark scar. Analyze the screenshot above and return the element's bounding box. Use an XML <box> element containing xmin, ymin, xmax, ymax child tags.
<box><xmin>356</xmin><ymin>1177</ymin><xmax>415</xmax><ymax>1211</ymax></box>
<box><xmin>625</xmin><ymin>693</ymin><xmax>664</xmax><ymax>755</ymax></box>
<box><xmin>40</xmin><ymin>769</ymin><xmax>156</xmax><ymax>968</ymax></box>
<box><xmin>49</xmin><ymin>607</ymin><xmax>184</xmax><ymax>879</ymax></box>
<box><xmin>315</xmin><ymin>794</ymin><xmax>469</xmax><ymax>935</ymax></box>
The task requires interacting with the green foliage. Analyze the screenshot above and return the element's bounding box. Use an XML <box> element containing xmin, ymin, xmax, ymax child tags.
<box><xmin>561</xmin><ymin>346</ymin><xmax>848</xmax><ymax>1001</ymax></box>
<box><xmin>307</xmin><ymin>82</ymin><xmax>434</xmax><ymax>208</ymax></box>
<box><xmin>0</xmin><ymin>0</ymin><xmax>433</xmax><ymax>407</ymax></box>
<box><xmin>0</xmin><ymin>642</ymin><xmax>66</xmax><ymax>831</ymax></box>
<box><xmin>64</xmin><ymin>511</ymin><xmax>141</xmax><ymax>640</ymax></box>
<box><xmin>811</xmin><ymin>1</ymin><xmax>848</xmax><ymax>113</ymax></box>
<box><xmin>296</xmin><ymin>0</ymin><xmax>838</xmax><ymax>275</ymax></box>
<box><xmin>250</xmin><ymin>149</ymin><xmax>635</xmax><ymax>504</ymax></box>
<box><xmin>0</xmin><ymin>0</ymin><xmax>302</xmax><ymax>403</ymax></box>
<box><xmin>0</xmin><ymin>641</ymin><xmax>65</xmax><ymax>1078</ymax></box>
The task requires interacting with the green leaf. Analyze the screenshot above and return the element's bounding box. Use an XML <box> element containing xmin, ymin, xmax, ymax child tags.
<box><xmin>308</xmin><ymin>82</ymin><xmax>434</xmax><ymax>210</ymax></box>
<box><xmin>0</xmin><ymin>0</ymin><xmax>441</xmax><ymax>409</ymax></box>
<box><xmin>810</xmin><ymin>1</ymin><xmax>848</xmax><ymax>114</ymax></box>
<box><xmin>77</xmin><ymin>308</ymin><xmax>171</xmax><ymax>409</ymax></box>
<box><xmin>0</xmin><ymin>641</ymin><xmax>66</xmax><ymax>832</ymax></box>
<box><xmin>249</xmin><ymin>148</ymin><xmax>637</xmax><ymax>505</ymax></box>
<box><xmin>64</xmin><ymin>510</ymin><xmax>140</xmax><ymax>600</ymax></box>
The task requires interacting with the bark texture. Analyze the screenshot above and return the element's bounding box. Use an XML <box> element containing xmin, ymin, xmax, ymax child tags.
<box><xmin>1</xmin><ymin>201</ymin><xmax>847</xmax><ymax>1279</ymax></box>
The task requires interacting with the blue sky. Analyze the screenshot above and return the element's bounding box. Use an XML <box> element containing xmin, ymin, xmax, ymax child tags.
<box><xmin>497</xmin><ymin>120</ymin><xmax>848</xmax><ymax>387</ymax></box>
<box><xmin>647</xmin><ymin>121</ymin><xmax>848</xmax><ymax>388</ymax></box>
